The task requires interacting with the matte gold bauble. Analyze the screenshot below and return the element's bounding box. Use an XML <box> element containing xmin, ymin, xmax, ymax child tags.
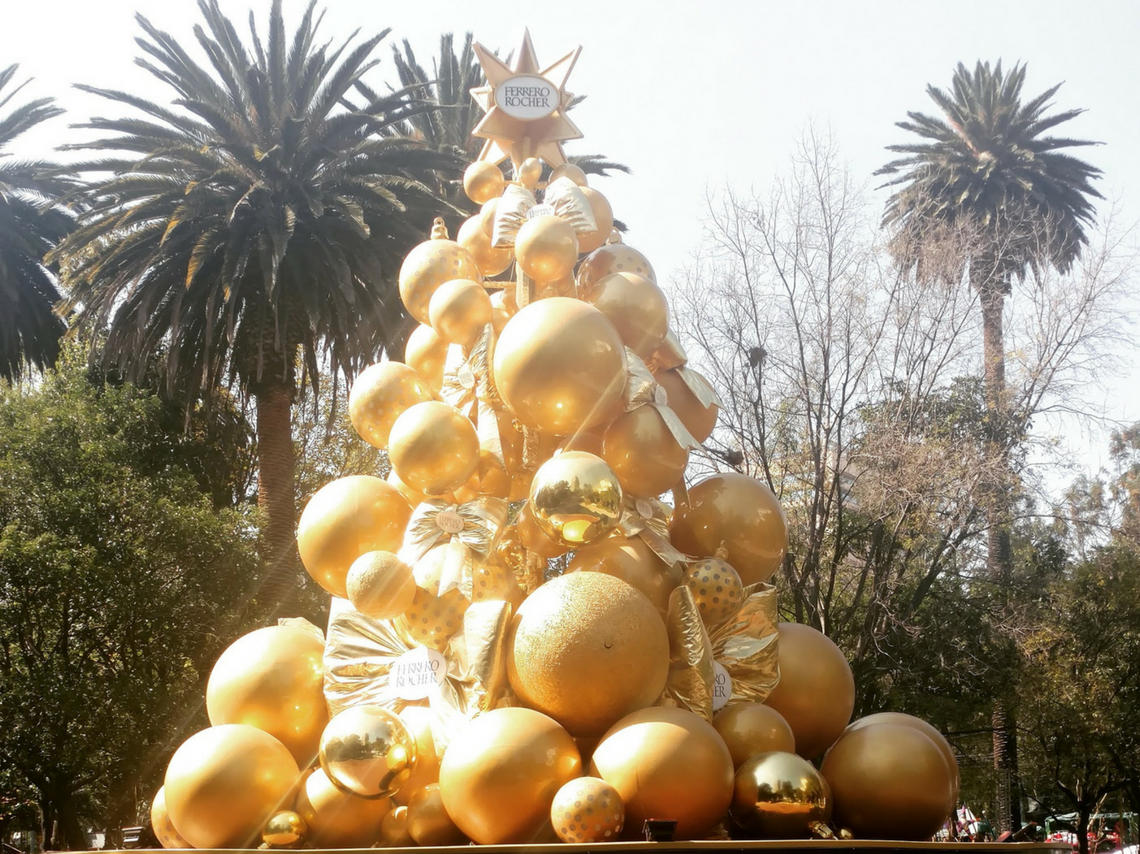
<box><xmin>656</xmin><ymin>368</ymin><xmax>718</xmax><ymax>443</ymax></box>
<box><xmin>566</xmin><ymin>535</ymin><xmax>681</xmax><ymax>615</ymax></box>
<box><xmin>844</xmin><ymin>713</ymin><xmax>959</xmax><ymax>809</ymax></box>
<box><xmin>763</xmin><ymin>623</ymin><xmax>855</xmax><ymax>759</ymax></box>
<box><xmin>731</xmin><ymin>751</ymin><xmax>832</xmax><ymax>839</ymax></box>
<box><xmin>551</xmin><ymin>776</ymin><xmax>625</xmax><ymax>844</ymax></box>
<box><xmin>346</xmin><ymin>550</ymin><xmax>417</xmax><ymax>620</ymax></box>
<box><xmin>399</xmin><ymin>239</ymin><xmax>482</xmax><ymax>325</ymax></box>
<box><xmin>392</xmin><ymin>706</ymin><xmax>441</xmax><ymax>806</ymax></box>
<box><xmin>262</xmin><ymin>810</ymin><xmax>307</xmax><ymax>848</ymax></box>
<box><xmin>602</xmin><ymin>406</ymin><xmax>688</xmax><ymax>497</ymax></box>
<box><xmin>404</xmin><ymin>324</ymin><xmax>448</xmax><ymax>394</ymax></box>
<box><xmin>821</xmin><ymin>722</ymin><xmax>955</xmax><ymax>840</ymax></box>
<box><xmin>463</xmin><ymin>161</ymin><xmax>505</xmax><ymax>204</ymax></box>
<box><xmin>294</xmin><ymin>768</ymin><xmax>392</xmax><ymax>849</ymax></box>
<box><xmin>576</xmin><ymin>187</ymin><xmax>615</xmax><ymax>254</ymax></box>
<box><xmin>386</xmin><ymin>469</ymin><xmax>431</xmax><ymax>508</ymax></box>
<box><xmin>320</xmin><ymin>705</ymin><xmax>417</xmax><ymax>800</ymax></box>
<box><xmin>507</xmin><ymin>572</ymin><xmax>669</xmax><ymax>737</ymax></box>
<box><xmin>550</xmin><ymin>163</ymin><xmax>588</xmax><ymax>186</ymax></box>
<box><xmin>684</xmin><ymin>558</ymin><xmax>744</xmax><ymax>628</ymax></box>
<box><xmin>577</xmin><ymin>243</ymin><xmax>656</xmax><ymax>293</ymax></box>
<box><xmin>585</xmin><ymin>272</ymin><xmax>669</xmax><ymax>359</ymax></box>
<box><xmin>438</xmin><ymin>708</ymin><xmax>581</xmax><ymax>844</ymax></box>
<box><xmin>406</xmin><ymin>784</ymin><xmax>467</xmax><ymax>845</ymax></box>
<box><xmin>164</xmin><ymin>725</ymin><xmax>300</xmax><ymax>850</ymax></box>
<box><xmin>378</xmin><ymin>805</ymin><xmax>416</xmax><ymax>847</ymax></box>
<box><xmin>150</xmin><ymin>786</ymin><xmax>191</xmax><ymax>849</ymax></box>
<box><xmin>529</xmin><ymin>451</ymin><xmax>624</xmax><ymax>547</ymax></box>
<box><xmin>589</xmin><ymin>705</ymin><xmax>734</xmax><ymax>840</ymax></box>
<box><xmin>388</xmin><ymin>401</ymin><xmax>480</xmax><ymax>496</ymax></box>
<box><xmin>348</xmin><ymin>361</ymin><xmax>434</xmax><ymax>450</ymax></box>
<box><xmin>297</xmin><ymin>476</ymin><xmax>412</xmax><ymax>598</ymax></box>
<box><xmin>517</xmin><ymin>157</ymin><xmax>543</xmax><ymax>188</ymax></box>
<box><xmin>713</xmin><ymin>703</ymin><xmax>796</xmax><ymax>769</ymax></box>
<box><xmin>480</xmin><ymin>197</ymin><xmax>500</xmax><ymax>237</ymax></box>
<box><xmin>458</xmin><ymin>215</ymin><xmax>513</xmax><ymax>278</ymax></box>
<box><xmin>515</xmin><ymin>215</ymin><xmax>579</xmax><ymax>283</ymax></box>
<box><xmin>206</xmin><ymin>625</ymin><xmax>329</xmax><ymax>767</ymax></box>
<box><xmin>516</xmin><ymin>505</ymin><xmax>569</xmax><ymax>558</ymax></box>
<box><xmin>452</xmin><ymin>448</ymin><xmax>511</xmax><ymax>502</ymax></box>
<box><xmin>670</xmin><ymin>472</ymin><xmax>788</xmax><ymax>587</ymax></box>
<box><xmin>428</xmin><ymin>277</ymin><xmax>494</xmax><ymax>346</ymax></box>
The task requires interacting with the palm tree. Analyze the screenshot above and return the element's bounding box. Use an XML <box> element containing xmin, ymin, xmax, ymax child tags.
<box><xmin>876</xmin><ymin>60</ymin><xmax>1102</xmax><ymax>832</ymax></box>
<box><xmin>0</xmin><ymin>66</ymin><xmax>72</xmax><ymax>382</ymax></box>
<box><xmin>54</xmin><ymin>0</ymin><xmax>460</xmax><ymax>601</ymax></box>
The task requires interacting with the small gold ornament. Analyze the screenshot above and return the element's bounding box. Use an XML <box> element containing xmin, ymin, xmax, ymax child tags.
<box><xmin>577</xmin><ymin>243</ymin><xmax>656</xmax><ymax>293</ymax></box>
<box><xmin>346</xmin><ymin>551</ymin><xmax>416</xmax><ymax>621</ymax></box>
<box><xmin>515</xmin><ymin>214</ymin><xmax>579</xmax><ymax>283</ymax></box>
<box><xmin>391</xmin><ymin>706</ymin><xmax>441</xmax><ymax>805</ymax></box>
<box><xmin>550</xmin><ymin>163</ymin><xmax>588</xmax><ymax>186</ymax></box>
<box><xmin>319</xmin><ymin>705</ymin><xmax>418</xmax><ymax>800</ymax></box>
<box><xmin>404</xmin><ymin>324</ymin><xmax>448</xmax><ymax>395</ymax></box>
<box><xmin>457</xmin><ymin>214</ymin><xmax>513</xmax><ymax>278</ymax></box>
<box><xmin>463</xmin><ymin>160</ymin><xmax>506</xmax><ymax>204</ymax></box>
<box><xmin>713</xmin><ymin>703</ymin><xmax>796</xmax><ymax>768</ymax></box>
<box><xmin>348</xmin><ymin>362</ymin><xmax>434</xmax><ymax>450</ymax></box>
<box><xmin>388</xmin><ymin>401</ymin><xmax>480</xmax><ymax>497</ymax></box>
<box><xmin>150</xmin><ymin>786</ymin><xmax>191</xmax><ymax>850</ymax></box>
<box><xmin>730</xmin><ymin>751</ymin><xmax>832</xmax><ymax>839</ymax></box>
<box><xmin>550</xmin><ymin>776</ymin><xmax>625</xmax><ymax>843</ymax></box>
<box><xmin>378</xmin><ymin>805</ymin><xmax>416</xmax><ymax>846</ymax></box>
<box><xmin>577</xmin><ymin>187</ymin><xmax>614</xmax><ymax>254</ymax></box>
<box><xmin>517</xmin><ymin>156</ymin><xmax>544</xmax><ymax>188</ymax></box>
<box><xmin>428</xmin><ymin>278</ymin><xmax>493</xmax><ymax>347</ymax></box>
<box><xmin>398</xmin><ymin>239</ymin><xmax>482</xmax><ymax>325</ymax></box>
<box><xmin>529</xmin><ymin>451</ymin><xmax>624</xmax><ymax>547</ymax></box>
<box><xmin>262</xmin><ymin>810</ymin><xmax>307</xmax><ymax>849</ymax></box>
<box><xmin>294</xmin><ymin>768</ymin><xmax>391</xmax><ymax>849</ymax></box>
<box><xmin>684</xmin><ymin>558</ymin><xmax>744</xmax><ymax>629</ymax></box>
<box><xmin>406</xmin><ymin>784</ymin><xmax>468</xmax><ymax>845</ymax></box>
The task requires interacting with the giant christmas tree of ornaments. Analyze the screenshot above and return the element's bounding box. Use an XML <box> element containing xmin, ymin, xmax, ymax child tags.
<box><xmin>151</xmin><ymin>32</ymin><xmax>961</xmax><ymax>850</ymax></box>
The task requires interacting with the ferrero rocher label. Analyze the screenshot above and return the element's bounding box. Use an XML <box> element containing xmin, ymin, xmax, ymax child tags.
<box><xmin>435</xmin><ymin>509</ymin><xmax>466</xmax><ymax>535</ymax></box>
<box><xmin>390</xmin><ymin>647</ymin><xmax>448</xmax><ymax>701</ymax></box>
<box><xmin>495</xmin><ymin>75</ymin><xmax>559</xmax><ymax>120</ymax></box>
<box><xmin>712</xmin><ymin>660</ymin><xmax>732</xmax><ymax>711</ymax></box>
<box><xmin>526</xmin><ymin>203</ymin><xmax>555</xmax><ymax>219</ymax></box>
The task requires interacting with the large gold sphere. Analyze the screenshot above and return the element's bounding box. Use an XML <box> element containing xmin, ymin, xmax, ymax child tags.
<box><xmin>565</xmin><ymin>534</ymin><xmax>681</xmax><ymax>615</ymax></box>
<box><xmin>714</xmin><ymin>703</ymin><xmax>796</xmax><ymax>769</ymax></box>
<box><xmin>404</xmin><ymin>324</ymin><xmax>448</xmax><ymax>395</ymax></box>
<box><xmin>150</xmin><ymin>786</ymin><xmax>191</xmax><ymax>849</ymax></box>
<box><xmin>297</xmin><ymin>476</ymin><xmax>412</xmax><ymax>599</ymax></box>
<box><xmin>821</xmin><ymin>722</ymin><xmax>955</xmax><ymax>840</ymax></box>
<box><xmin>550</xmin><ymin>777</ymin><xmax>625</xmax><ymax>844</ymax></box>
<box><xmin>763</xmin><ymin>623</ymin><xmax>855</xmax><ymax>759</ymax></box>
<box><xmin>576</xmin><ymin>188</ymin><xmax>614</xmax><ymax>255</ymax></box>
<box><xmin>731</xmin><ymin>751</ymin><xmax>832</xmax><ymax>839</ymax></box>
<box><xmin>378</xmin><ymin>805</ymin><xmax>416</xmax><ymax>847</ymax></box>
<box><xmin>684</xmin><ymin>558</ymin><xmax>745</xmax><ymax>628</ymax></box>
<box><xmin>164</xmin><ymin>725</ymin><xmax>300</xmax><ymax>849</ymax></box>
<box><xmin>508</xmin><ymin>572</ymin><xmax>670</xmax><ymax>737</ymax></box>
<box><xmin>406</xmin><ymin>784</ymin><xmax>467</xmax><ymax>845</ymax></box>
<box><xmin>348</xmin><ymin>361</ymin><xmax>434</xmax><ymax>450</ymax></box>
<box><xmin>458</xmin><ymin>214</ymin><xmax>513</xmax><ymax>277</ymax></box>
<box><xmin>480</xmin><ymin>197</ymin><xmax>501</xmax><ymax>237</ymax></box>
<box><xmin>438</xmin><ymin>708</ymin><xmax>582</xmax><ymax>844</ymax></box>
<box><xmin>388</xmin><ymin>401</ymin><xmax>480</xmax><ymax>496</ymax></box>
<box><xmin>656</xmin><ymin>368</ymin><xmax>719</xmax><ymax>443</ymax></box>
<box><xmin>262</xmin><ymin>810</ymin><xmax>307</xmax><ymax>848</ymax></box>
<box><xmin>294</xmin><ymin>768</ymin><xmax>392</xmax><ymax>849</ymax></box>
<box><xmin>844</xmin><ymin>713</ymin><xmax>959</xmax><ymax>810</ymax></box>
<box><xmin>428</xmin><ymin>277</ymin><xmax>493</xmax><ymax>347</ymax></box>
<box><xmin>590</xmin><ymin>705</ymin><xmax>734</xmax><ymax>840</ymax></box>
<box><xmin>585</xmin><ymin>272</ymin><xmax>669</xmax><ymax>359</ymax></box>
<box><xmin>346</xmin><ymin>550</ymin><xmax>417</xmax><ymax>621</ymax></box>
<box><xmin>391</xmin><ymin>706</ymin><xmax>441</xmax><ymax>805</ymax></box>
<box><xmin>577</xmin><ymin>243</ymin><xmax>656</xmax><ymax>293</ymax></box>
<box><xmin>398</xmin><ymin>239</ymin><xmax>481</xmax><ymax>324</ymax></box>
<box><xmin>493</xmin><ymin>297</ymin><xmax>627</xmax><ymax>436</ymax></box>
<box><xmin>206</xmin><ymin>625</ymin><xmax>329</xmax><ymax>767</ymax></box>
<box><xmin>463</xmin><ymin>161</ymin><xmax>505</xmax><ymax>204</ymax></box>
<box><xmin>671</xmin><ymin>472</ymin><xmax>788</xmax><ymax>586</ymax></box>
<box><xmin>319</xmin><ymin>705</ymin><xmax>417</xmax><ymax>801</ymax></box>
<box><xmin>529</xmin><ymin>451</ymin><xmax>624</xmax><ymax>548</ymax></box>
<box><xmin>515</xmin><ymin>214</ymin><xmax>579</xmax><ymax>284</ymax></box>
<box><xmin>601</xmin><ymin>405</ymin><xmax>689</xmax><ymax>497</ymax></box>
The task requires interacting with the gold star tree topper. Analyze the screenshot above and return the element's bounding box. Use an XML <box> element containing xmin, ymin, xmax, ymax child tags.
<box><xmin>470</xmin><ymin>30</ymin><xmax>583</xmax><ymax>170</ymax></box>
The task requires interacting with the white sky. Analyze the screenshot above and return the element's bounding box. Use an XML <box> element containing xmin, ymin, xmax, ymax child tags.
<box><xmin>3</xmin><ymin>0</ymin><xmax>1138</xmax><ymax>482</ymax></box>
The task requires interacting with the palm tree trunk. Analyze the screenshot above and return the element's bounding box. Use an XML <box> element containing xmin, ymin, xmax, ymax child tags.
<box><xmin>256</xmin><ymin>381</ymin><xmax>299</xmax><ymax>611</ymax></box>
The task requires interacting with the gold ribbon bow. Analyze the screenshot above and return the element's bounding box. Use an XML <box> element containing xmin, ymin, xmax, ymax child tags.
<box><xmin>399</xmin><ymin>497</ymin><xmax>508</xmax><ymax>598</ymax></box>
<box><xmin>645</xmin><ymin>331</ymin><xmax>724</xmax><ymax>412</ymax></box>
<box><xmin>491</xmin><ymin>177</ymin><xmax>597</xmax><ymax>249</ymax></box>
<box><xmin>625</xmin><ymin>350</ymin><xmax>703</xmax><ymax>452</ymax></box>
<box><xmin>440</xmin><ymin>324</ymin><xmax>505</xmax><ymax>467</ymax></box>
<box><xmin>617</xmin><ymin>494</ymin><xmax>688</xmax><ymax>567</ymax></box>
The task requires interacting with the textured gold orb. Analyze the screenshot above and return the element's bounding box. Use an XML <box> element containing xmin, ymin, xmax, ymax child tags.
<box><xmin>551</xmin><ymin>776</ymin><xmax>625</xmax><ymax>844</ymax></box>
<box><xmin>150</xmin><ymin>786</ymin><xmax>191</xmax><ymax>850</ymax></box>
<box><xmin>346</xmin><ymin>550</ymin><xmax>417</xmax><ymax>621</ymax></box>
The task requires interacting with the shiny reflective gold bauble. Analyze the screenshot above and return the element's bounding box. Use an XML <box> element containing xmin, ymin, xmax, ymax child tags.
<box><xmin>684</xmin><ymin>558</ymin><xmax>745</xmax><ymax>628</ymax></box>
<box><xmin>294</xmin><ymin>767</ymin><xmax>392</xmax><ymax>849</ymax></box>
<box><xmin>150</xmin><ymin>786</ymin><xmax>191</xmax><ymax>849</ymax></box>
<box><xmin>508</xmin><ymin>572</ymin><xmax>670</xmax><ymax>737</ymax></box>
<box><xmin>458</xmin><ymin>214</ymin><xmax>513</xmax><ymax>278</ymax></box>
<box><xmin>392</xmin><ymin>706</ymin><xmax>441</xmax><ymax>806</ymax></box>
<box><xmin>206</xmin><ymin>625</ymin><xmax>329</xmax><ymax>767</ymax></box>
<box><xmin>655</xmin><ymin>368</ymin><xmax>719</xmax><ymax>443</ymax></box>
<box><xmin>406</xmin><ymin>783</ymin><xmax>467</xmax><ymax>845</ymax></box>
<box><xmin>517</xmin><ymin>157</ymin><xmax>543</xmax><ymax>188</ymax></box>
<box><xmin>428</xmin><ymin>277</ymin><xmax>494</xmax><ymax>346</ymax></box>
<box><xmin>550</xmin><ymin>163</ymin><xmax>588</xmax><ymax>186</ymax></box>
<box><xmin>399</xmin><ymin>239</ymin><xmax>482</xmax><ymax>325</ymax></box>
<box><xmin>348</xmin><ymin>361</ymin><xmax>434</xmax><ymax>450</ymax></box>
<box><xmin>585</xmin><ymin>272</ymin><xmax>669</xmax><ymax>359</ymax></box>
<box><xmin>515</xmin><ymin>506</ymin><xmax>569</xmax><ymax>558</ymax></box>
<box><xmin>297</xmin><ymin>475</ymin><xmax>412</xmax><ymax>598</ymax></box>
<box><xmin>388</xmin><ymin>401</ymin><xmax>480</xmax><ymax>496</ymax></box>
<box><xmin>713</xmin><ymin>703</ymin><xmax>796</xmax><ymax>769</ymax></box>
<box><xmin>463</xmin><ymin>161</ymin><xmax>505</xmax><ymax>204</ymax></box>
<box><xmin>763</xmin><ymin>622</ymin><xmax>855</xmax><ymax>759</ymax></box>
<box><xmin>821</xmin><ymin>722</ymin><xmax>955</xmax><ymax>840</ymax></box>
<box><xmin>577</xmin><ymin>243</ymin><xmax>656</xmax><ymax>293</ymax></box>
<box><xmin>550</xmin><ymin>776</ymin><xmax>625</xmax><ymax>844</ymax></box>
<box><xmin>346</xmin><ymin>550</ymin><xmax>416</xmax><ymax>620</ymax></box>
<box><xmin>319</xmin><ymin>705</ymin><xmax>417</xmax><ymax>800</ymax></box>
<box><xmin>515</xmin><ymin>214</ymin><xmax>579</xmax><ymax>284</ymax></box>
<box><xmin>576</xmin><ymin>187</ymin><xmax>615</xmax><ymax>255</ymax></box>
<box><xmin>164</xmin><ymin>725</ymin><xmax>300</xmax><ymax>849</ymax></box>
<box><xmin>404</xmin><ymin>324</ymin><xmax>448</xmax><ymax>395</ymax></box>
<box><xmin>844</xmin><ymin>713</ymin><xmax>959</xmax><ymax>810</ymax></box>
<box><xmin>566</xmin><ymin>534</ymin><xmax>681</xmax><ymax>615</ymax></box>
<box><xmin>731</xmin><ymin>751</ymin><xmax>832</xmax><ymax>839</ymax></box>
<box><xmin>671</xmin><ymin>472</ymin><xmax>788</xmax><ymax>587</ymax></box>
<box><xmin>438</xmin><ymin>707</ymin><xmax>581</xmax><ymax>844</ymax></box>
<box><xmin>529</xmin><ymin>451</ymin><xmax>624</xmax><ymax>547</ymax></box>
<box><xmin>602</xmin><ymin>405</ymin><xmax>689</xmax><ymax>497</ymax></box>
<box><xmin>378</xmin><ymin>805</ymin><xmax>416</xmax><ymax>847</ymax></box>
<box><xmin>589</xmin><ymin>705</ymin><xmax>734</xmax><ymax>840</ymax></box>
<box><xmin>262</xmin><ymin>810</ymin><xmax>307</xmax><ymax>848</ymax></box>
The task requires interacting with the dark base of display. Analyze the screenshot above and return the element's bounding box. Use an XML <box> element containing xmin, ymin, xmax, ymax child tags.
<box><xmin>123</xmin><ymin>842</ymin><xmax>1071</xmax><ymax>854</ymax></box>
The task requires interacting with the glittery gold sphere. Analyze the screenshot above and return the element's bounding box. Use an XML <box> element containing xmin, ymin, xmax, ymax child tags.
<box><xmin>378</xmin><ymin>805</ymin><xmax>416</xmax><ymax>846</ymax></box>
<box><xmin>399</xmin><ymin>239</ymin><xmax>482</xmax><ymax>324</ymax></box>
<box><xmin>150</xmin><ymin>786</ymin><xmax>191</xmax><ymax>849</ymax></box>
<box><xmin>458</xmin><ymin>214</ymin><xmax>513</xmax><ymax>277</ymax></box>
<box><xmin>406</xmin><ymin>784</ymin><xmax>467</xmax><ymax>845</ymax></box>
<box><xmin>601</xmin><ymin>405</ymin><xmax>689</xmax><ymax>497</ymax></box>
<box><xmin>585</xmin><ymin>272</ymin><xmax>669</xmax><ymax>359</ymax></box>
<box><xmin>577</xmin><ymin>243</ymin><xmax>656</xmax><ymax>293</ymax></box>
<box><xmin>576</xmin><ymin>187</ymin><xmax>614</xmax><ymax>254</ymax></box>
<box><xmin>262</xmin><ymin>810</ymin><xmax>307</xmax><ymax>848</ymax></box>
<box><xmin>348</xmin><ymin>362</ymin><xmax>434</xmax><ymax>450</ymax></box>
<box><xmin>550</xmin><ymin>163</ymin><xmax>588</xmax><ymax>186</ymax></box>
<box><xmin>463</xmin><ymin>160</ymin><xmax>506</xmax><ymax>204</ymax></box>
<box><xmin>346</xmin><ymin>550</ymin><xmax>417</xmax><ymax>620</ymax></box>
<box><xmin>655</xmin><ymin>367</ymin><xmax>719</xmax><ymax>443</ymax></box>
<box><xmin>388</xmin><ymin>401</ymin><xmax>480</xmax><ymax>497</ymax></box>
<box><xmin>428</xmin><ymin>277</ymin><xmax>494</xmax><ymax>346</ymax></box>
<box><xmin>844</xmin><ymin>713</ymin><xmax>959</xmax><ymax>812</ymax></box>
<box><xmin>206</xmin><ymin>625</ymin><xmax>328</xmax><ymax>766</ymax></box>
<box><xmin>319</xmin><ymin>705</ymin><xmax>417</xmax><ymax>800</ymax></box>
<box><xmin>515</xmin><ymin>214</ymin><xmax>579</xmax><ymax>283</ymax></box>
<box><xmin>438</xmin><ymin>708</ymin><xmax>582</xmax><ymax>844</ymax></box>
<box><xmin>684</xmin><ymin>558</ymin><xmax>745</xmax><ymax>628</ymax></box>
<box><xmin>566</xmin><ymin>534</ymin><xmax>681</xmax><ymax>615</ymax></box>
<box><xmin>713</xmin><ymin>703</ymin><xmax>796</xmax><ymax>769</ymax></box>
<box><xmin>731</xmin><ymin>751</ymin><xmax>832</xmax><ymax>839</ymax></box>
<box><xmin>404</xmin><ymin>324</ymin><xmax>448</xmax><ymax>395</ymax></box>
<box><xmin>294</xmin><ymin>768</ymin><xmax>392</xmax><ymax>849</ymax></box>
<box><xmin>529</xmin><ymin>451</ymin><xmax>624</xmax><ymax>548</ymax></box>
<box><xmin>550</xmin><ymin>776</ymin><xmax>625</xmax><ymax>844</ymax></box>
<box><xmin>392</xmin><ymin>706</ymin><xmax>440</xmax><ymax>806</ymax></box>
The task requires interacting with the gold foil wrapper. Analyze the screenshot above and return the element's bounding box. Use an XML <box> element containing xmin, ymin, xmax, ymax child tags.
<box><xmin>677</xmin><ymin>364</ymin><xmax>723</xmax><ymax>410</ymax></box>
<box><xmin>491</xmin><ymin>177</ymin><xmax>597</xmax><ymax>249</ymax></box>
<box><xmin>441</xmin><ymin>324</ymin><xmax>505</xmax><ymax>466</ymax></box>
<box><xmin>661</xmin><ymin>585</ymin><xmax>715</xmax><ymax>720</ymax></box>
<box><xmin>646</xmin><ymin>329</ymin><xmax>688</xmax><ymax>373</ymax></box>
<box><xmin>709</xmin><ymin>582</ymin><xmax>780</xmax><ymax>704</ymax></box>
<box><xmin>617</xmin><ymin>494</ymin><xmax>687</xmax><ymax>568</ymax></box>
<box><xmin>399</xmin><ymin>497</ymin><xmax>508</xmax><ymax>598</ymax></box>
<box><xmin>278</xmin><ymin>617</ymin><xmax>324</xmax><ymax>642</ymax></box>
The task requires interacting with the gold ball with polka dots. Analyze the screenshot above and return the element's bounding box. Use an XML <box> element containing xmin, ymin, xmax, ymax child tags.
<box><xmin>684</xmin><ymin>558</ymin><xmax>744</xmax><ymax>628</ymax></box>
<box><xmin>550</xmin><ymin>776</ymin><xmax>625</xmax><ymax>844</ymax></box>
<box><xmin>348</xmin><ymin>362</ymin><xmax>434</xmax><ymax>450</ymax></box>
<box><xmin>470</xmin><ymin>560</ymin><xmax>524</xmax><ymax>609</ymax></box>
<box><xmin>398</xmin><ymin>239</ymin><xmax>482</xmax><ymax>325</ymax></box>
<box><xmin>576</xmin><ymin>243</ymin><xmax>656</xmax><ymax>295</ymax></box>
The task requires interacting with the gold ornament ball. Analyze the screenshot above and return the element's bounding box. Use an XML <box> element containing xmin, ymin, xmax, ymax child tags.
<box><xmin>515</xmin><ymin>214</ymin><xmax>579</xmax><ymax>284</ymax></box>
<box><xmin>452</xmin><ymin>448</ymin><xmax>512</xmax><ymax>502</ymax></box>
<box><xmin>395</xmin><ymin>545</ymin><xmax>471</xmax><ymax>651</ymax></box>
<box><xmin>550</xmin><ymin>163</ymin><xmax>588</xmax><ymax>186</ymax></box>
<box><xmin>378</xmin><ymin>805</ymin><xmax>416</xmax><ymax>847</ymax></box>
<box><xmin>763</xmin><ymin>622</ymin><xmax>855</xmax><ymax>759</ymax></box>
<box><xmin>585</xmin><ymin>272</ymin><xmax>670</xmax><ymax>359</ymax></box>
<box><xmin>297</xmin><ymin>475</ymin><xmax>412</xmax><ymax>599</ymax></box>
<box><xmin>428</xmin><ymin>277</ymin><xmax>494</xmax><ymax>346</ymax></box>
<box><xmin>406</xmin><ymin>784</ymin><xmax>467</xmax><ymax>845</ymax></box>
<box><xmin>150</xmin><ymin>786</ymin><xmax>191</xmax><ymax>850</ymax></box>
<box><xmin>206</xmin><ymin>625</ymin><xmax>329</xmax><ymax>767</ymax></box>
<box><xmin>399</xmin><ymin>239</ymin><xmax>482</xmax><ymax>325</ymax></box>
<box><xmin>576</xmin><ymin>187</ymin><xmax>615</xmax><ymax>254</ymax></box>
<box><xmin>164</xmin><ymin>724</ymin><xmax>300</xmax><ymax>850</ymax></box>
<box><xmin>515</xmin><ymin>506</ymin><xmax>569</xmax><ymax>558</ymax></box>
<box><xmin>534</xmin><ymin>272</ymin><xmax>577</xmax><ymax>300</ymax></box>
<box><xmin>480</xmin><ymin>197</ymin><xmax>500</xmax><ymax>237</ymax></box>
<box><xmin>320</xmin><ymin>705</ymin><xmax>418</xmax><ymax>801</ymax></box>
<box><xmin>463</xmin><ymin>161</ymin><xmax>505</xmax><ymax>204</ymax></box>
<box><xmin>458</xmin><ymin>214</ymin><xmax>513</xmax><ymax>278</ymax></box>
<box><xmin>348</xmin><ymin>361</ymin><xmax>434</xmax><ymax>450</ymax></box>
<box><xmin>294</xmin><ymin>767</ymin><xmax>392</xmax><ymax>849</ymax></box>
<box><xmin>821</xmin><ymin>722</ymin><xmax>955</xmax><ymax>840</ymax></box>
<box><xmin>589</xmin><ymin>705</ymin><xmax>734</xmax><ymax>840</ymax></box>
<box><xmin>404</xmin><ymin>324</ymin><xmax>448</xmax><ymax>395</ymax></box>
<box><xmin>438</xmin><ymin>707</ymin><xmax>582</xmax><ymax>844</ymax></box>
<box><xmin>262</xmin><ymin>810</ymin><xmax>307</xmax><ymax>848</ymax></box>
<box><xmin>392</xmin><ymin>706</ymin><xmax>441</xmax><ymax>805</ymax></box>
<box><xmin>517</xmin><ymin>157</ymin><xmax>543</xmax><ymax>188</ymax></box>
<box><xmin>529</xmin><ymin>451</ymin><xmax>624</xmax><ymax>548</ymax></box>
<box><xmin>601</xmin><ymin>405</ymin><xmax>689</xmax><ymax>497</ymax></box>
<box><xmin>656</xmin><ymin>368</ymin><xmax>719</xmax><ymax>443</ymax></box>
<box><xmin>731</xmin><ymin>751</ymin><xmax>832</xmax><ymax>839</ymax></box>
<box><xmin>508</xmin><ymin>572</ymin><xmax>670</xmax><ymax>737</ymax></box>
<box><xmin>388</xmin><ymin>401</ymin><xmax>480</xmax><ymax>497</ymax></box>
<box><xmin>845</xmin><ymin>713</ymin><xmax>959</xmax><ymax>810</ymax></box>
<box><xmin>671</xmin><ymin>472</ymin><xmax>788</xmax><ymax>587</ymax></box>
<box><xmin>684</xmin><ymin>558</ymin><xmax>745</xmax><ymax>628</ymax></box>
<box><xmin>577</xmin><ymin>243</ymin><xmax>656</xmax><ymax>293</ymax></box>
<box><xmin>346</xmin><ymin>550</ymin><xmax>417</xmax><ymax>621</ymax></box>
<box><xmin>713</xmin><ymin>703</ymin><xmax>796</xmax><ymax>769</ymax></box>
<box><xmin>470</xmin><ymin>560</ymin><xmax>525</xmax><ymax>608</ymax></box>
<box><xmin>566</xmin><ymin>534</ymin><xmax>681</xmax><ymax>615</ymax></box>
<box><xmin>386</xmin><ymin>468</ymin><xmax>433</xmax><ymax>508</ymax></box>
<box><xmin>550</xmin><ymin>776</ymin><xmax>625</xmax><ymax>844</ymax></box>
